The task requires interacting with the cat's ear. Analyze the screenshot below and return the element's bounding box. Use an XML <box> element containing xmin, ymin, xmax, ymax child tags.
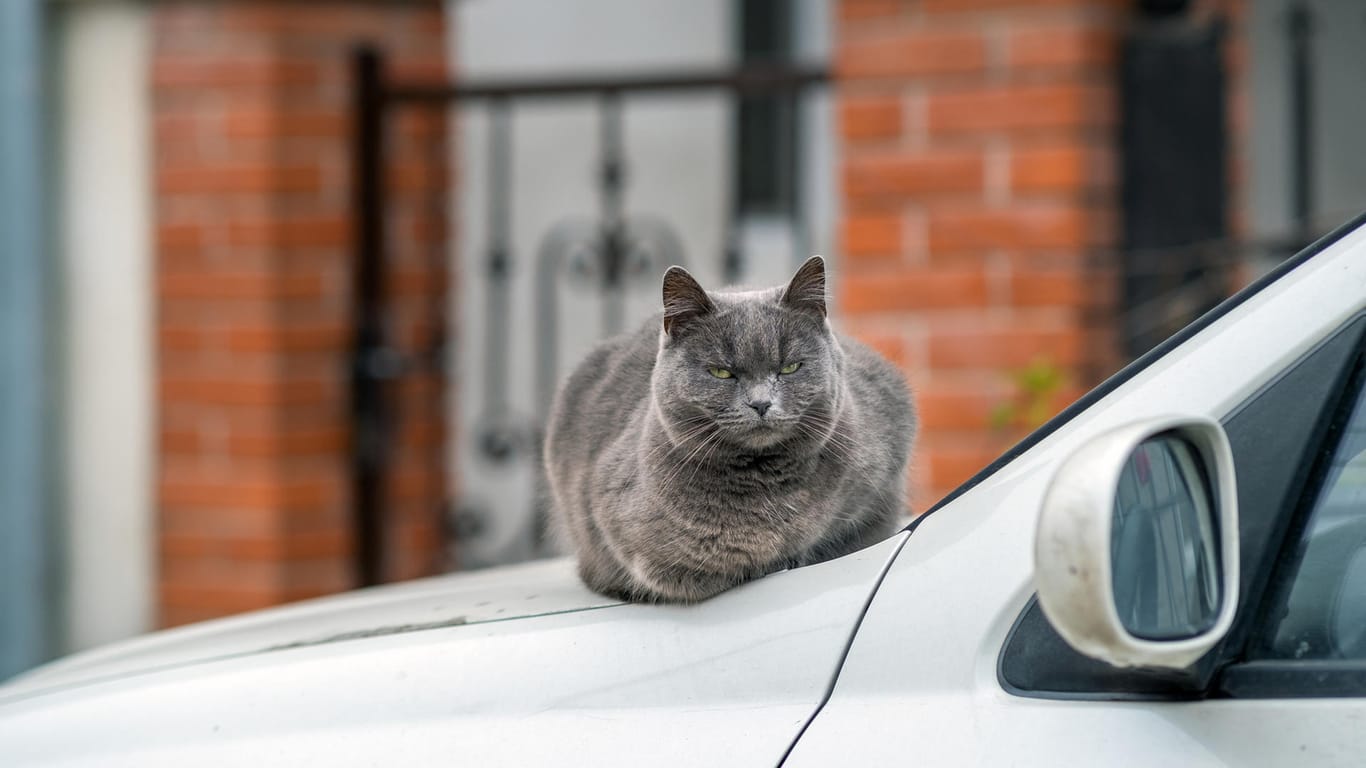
<box><xmin>782</xmin><ymin>255</ymin><xmax>827</xmax><ymax>318</ymax></box>
<box><xmin>662</xmin><ymin>266</ymin><xmax>715</xmax><ymax>336</ymax></box>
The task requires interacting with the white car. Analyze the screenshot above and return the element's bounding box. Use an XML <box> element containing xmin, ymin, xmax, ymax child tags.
<box><xmin>2</xmin><ymin>214</ymin><xmax>1365</xmax><ymax>767</ymax></box>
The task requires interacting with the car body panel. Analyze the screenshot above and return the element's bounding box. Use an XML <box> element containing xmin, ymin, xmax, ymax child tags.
<box><xmin>1</xmin><ymin>556</ymin><xmax>621</xmax><ymax>703</ymax></box>
<box><xmin>786</xmin><ymin>216</ymin><xmax>1366</xmax><ymax>765</ymax></box>
<box><xmin>0</xmin><ymin>532</ymin><xmax>908</xmax><ymax>766</ymax></box>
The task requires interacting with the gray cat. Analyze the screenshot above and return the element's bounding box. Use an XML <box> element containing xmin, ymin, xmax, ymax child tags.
<box><xmin>543</xmin><ymin>256</ymin><xmax>916</xmax><ymax>603</ymax></box>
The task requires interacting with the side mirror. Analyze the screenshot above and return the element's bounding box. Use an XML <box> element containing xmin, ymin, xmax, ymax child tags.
<box><xmin>1034</xmin><ymin>416</ymin><xmax>1239</xmax><ymax>669</ymax></box>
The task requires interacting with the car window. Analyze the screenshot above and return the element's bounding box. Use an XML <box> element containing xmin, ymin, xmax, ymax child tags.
<box><xmin>1258</xmin><ymin>359</ymin><xmax>1366</xmax><ymax>661</ymax></box>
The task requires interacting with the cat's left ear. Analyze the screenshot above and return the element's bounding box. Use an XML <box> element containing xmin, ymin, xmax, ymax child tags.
<box><xmin>782</xmin><ymin>255</ymin><xmax>827</xmax><ymax>318</ymax></box>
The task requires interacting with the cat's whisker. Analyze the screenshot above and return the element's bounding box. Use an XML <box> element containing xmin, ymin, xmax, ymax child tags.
<box><xmin>791</xmin><ymin>421</ymin><xmax>858</xmax><ymax>462</ymax></box>
<box><xmin>642</xmin><ymin>420</ymin><xmax>716</xmax><ymax>465</ymax></box>
<box><xmin>657</xmin><ymin>427</ymin><xmax>727</xmax><ymax>491</ymax></box>
<box><xmin>677</xmin><ymin>429</ymin><xmax>732</xmax><ymax>489</ymax></box>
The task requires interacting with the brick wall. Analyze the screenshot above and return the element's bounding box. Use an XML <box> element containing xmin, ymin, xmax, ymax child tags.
<box><xmin>153</xmin><ymin>1</ymin><xmax>449</xmax><ymax>626</ymax></box>
<box><xmin>834</xmin><ymin>0</ymin><xmax>1125</xmax><ymax>510</ymax></box>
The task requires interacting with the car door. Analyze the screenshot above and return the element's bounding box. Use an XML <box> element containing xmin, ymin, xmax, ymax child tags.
<box><xmin>783</xmin><ymin>215</ymin><xmax>1366</xmax><ymax>767</ymax></box>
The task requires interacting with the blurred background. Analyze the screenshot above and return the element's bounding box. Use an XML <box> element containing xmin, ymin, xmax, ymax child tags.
<box><xmin>2</xmin><ymin>0</ymin><xmax>1364</xmax><ymax>679</ymax></box>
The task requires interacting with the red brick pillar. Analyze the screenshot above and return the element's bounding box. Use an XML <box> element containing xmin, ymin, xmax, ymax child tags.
<box><xmin>153</xmin><ymin>2</ymin><xmax>450</xmax><ymax>626</ymax></box>
<box><xmin>834</xmin><ymin>0</ymin><xmax>1122</xmax><ymax>510</ymax></box>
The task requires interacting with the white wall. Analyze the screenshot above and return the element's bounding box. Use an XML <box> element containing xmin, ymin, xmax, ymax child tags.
<box><xmin>449</xmin><ymin>0</ymin><xmax>834</xmax><ymax>568</ymax></box>
<box><xmin>1249</xmin><ymin>0</ymin><xmax>1366</xmax><ymax>241</ymax></box>
<box><xmin>55</xmin><ymin>0</ymin><xmax>154</xmax><ymax>651</ymax></box>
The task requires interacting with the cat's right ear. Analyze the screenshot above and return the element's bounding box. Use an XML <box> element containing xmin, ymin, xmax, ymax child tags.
<box><xmin>662</xmin><ymin>266</ymin><xmax>714</xmax><ymax>337</ymax></box>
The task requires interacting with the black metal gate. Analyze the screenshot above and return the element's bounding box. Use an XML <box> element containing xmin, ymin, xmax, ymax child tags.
<box><xmin>350</xmin><ymin>47</ymin><xmax>827</xmax><ymax>582</ymax></box>
<box><xmin>1118</xmin><ymin>1</ymin><xmax>1328</xmax><ymax>357</ymax></box>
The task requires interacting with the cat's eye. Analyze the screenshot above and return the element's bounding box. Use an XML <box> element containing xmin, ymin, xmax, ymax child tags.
<box><xmin>709</xmin><ymin>367</ymin><xmax>733</xmax><ymax>379</ymax></box>
<box><xmin>779</xmin><ymin>362</ymin><xmax>802</xmax><ymax>375</ymax></box>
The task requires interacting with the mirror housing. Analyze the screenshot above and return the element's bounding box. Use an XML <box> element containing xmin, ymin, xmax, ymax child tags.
<box><xmin>1034</xmin><ymin>415</ymin><xmax>1239</xmax><ymax>669</ymax></box>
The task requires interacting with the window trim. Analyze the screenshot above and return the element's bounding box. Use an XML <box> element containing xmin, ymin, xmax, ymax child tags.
<box><xmin>1220</xmin><ymin>660</ymin><xmax>1366</xmax><ymax>699</ymax></box>
<box><xmin>997</xmin><ymin>594</ymin><xmax>1212</xmax><ymax>702</ymax></box>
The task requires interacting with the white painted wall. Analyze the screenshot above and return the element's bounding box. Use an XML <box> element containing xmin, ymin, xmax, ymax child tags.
<box><xmin>55</xmin><ymin>1</ymin><xmax>154</xmax><ymax>651</ymax></box>
<box><xmin>1249</xmin><ymin>0</ymin><xmax>1366</xmax><ymax>241</ymax></box>
<box><xmin>449</xmin><ymin>0</ymin><xmax>834</xmax><ymax>568</ymax></box>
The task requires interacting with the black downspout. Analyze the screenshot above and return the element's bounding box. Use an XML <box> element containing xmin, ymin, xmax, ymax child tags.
<box><xmin>351</xmin><ymin>47</ymin><xmax>386</xmax><ymax>588</ymax></box>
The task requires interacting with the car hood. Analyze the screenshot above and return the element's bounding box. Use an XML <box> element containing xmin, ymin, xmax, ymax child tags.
<box><xmin>0</xmin><ymin>535</ymin><xmax>910</xmax><ymax>766</ymax></box>
<box><xmin>1</xmin><ymin>557</ymin><xmax>619</xmax><ymax>703</ymax></box>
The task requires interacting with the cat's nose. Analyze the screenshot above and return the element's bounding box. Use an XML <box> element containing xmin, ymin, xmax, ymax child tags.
<box><xmin>748</xmin><ymin>400</ymin><xmax>771</xmax><ymax>418</ymax></box>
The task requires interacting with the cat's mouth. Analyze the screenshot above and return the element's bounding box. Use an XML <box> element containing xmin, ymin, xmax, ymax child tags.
<box><xmin>731</xmin><ymin>419</ymin><xmax>790</xmax><ymax>448</ymax></box>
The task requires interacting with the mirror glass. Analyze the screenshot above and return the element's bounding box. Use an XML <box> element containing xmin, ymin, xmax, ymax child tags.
<box><xmin>1111</xmin><ymin>433</ymin><xmax>1222</xmax><ymax>640</ymax></box>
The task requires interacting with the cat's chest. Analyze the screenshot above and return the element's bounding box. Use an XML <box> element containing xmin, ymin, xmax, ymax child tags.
<box><xmin>724</xmin><ymin>451</ymin><xmax>800</xmax><ymax>475</ymax></box>
<box><xmin>701</xmin><ymin>450</ymin><xmax>830</xmax><ymax>494</ymax></box>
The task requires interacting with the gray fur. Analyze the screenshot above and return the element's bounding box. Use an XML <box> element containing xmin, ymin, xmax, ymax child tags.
<box><xmin>543</xmin><ymin>256</ymin><xmax>916</xmax><ymax>603</ymax></box>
